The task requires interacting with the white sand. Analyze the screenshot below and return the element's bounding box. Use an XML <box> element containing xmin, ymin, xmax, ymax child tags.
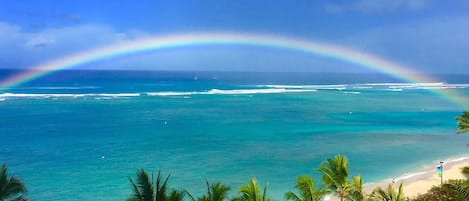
<box><xmin>325</xmin><ymin>156</ymin><xmax>469</xmax><ymax>200</ymax></box>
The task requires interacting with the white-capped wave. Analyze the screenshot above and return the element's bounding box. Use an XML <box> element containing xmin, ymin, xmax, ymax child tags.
<box><xmin>147</xmin><ymin>92</ymin><xmax>195</xmax><ymax>96</ymax></box>
<box><xmin>364</xmin><ymin>82</ymin><xmax>446</xmax><ymax>86</ymax></box>
<box><xmin>399</xmin><ymin>171</ymin><xmax>429</xmax><ymax>180</ymax></box>
<box><xmin>442</xmin><ymin>156</ymin><xmax>469</xmax><ymax>164</ymax></box>
<box><xmin>148</xmin><ymin>88</ymin><xmax>317</xmax><ymax>96</ymax></box>
<box><xmin>206</xmin><ymin>88</ymin><xmax>316</xmax><ymax>94</ymax></box>
<box><xmin>256</xmin><ymin>84</ymin><xmax>347</xmax><ymax>89</ymax></box>
<box><xmin>94</xmin><ymin>93</ymin><xmax>140</xmax><ymax>97</ymax></box>
<box><xmin>0</xmin><ymin>93</ymin><xmax>140</xmax><ymax>98</ymax></box>
<box><xmin>16</xmin><ymin>86</ymin><xmax>100</xmax><ymax>90</ymax></box>
<box><xmin>343</xmin><ymin>91</ymin><xmax>361</xmax><ymax>94</ymax></box>
<box><xmin>387</xmin><ymin>89</ymin><xmax>403</xmax><ymax>92</ymax></box>
<box><xmin>352</xmin><ymin>86</ymin><xmax>373</xmax><ymax>89</ymax></box>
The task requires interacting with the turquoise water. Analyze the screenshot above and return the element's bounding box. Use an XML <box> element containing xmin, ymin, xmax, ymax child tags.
<box><xmin>0</xmin><ymin>71</ymin><xmax>468</xmax><ymax>200</ymax></box>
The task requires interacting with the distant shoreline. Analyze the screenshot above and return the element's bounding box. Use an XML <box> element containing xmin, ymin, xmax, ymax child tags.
<box><xmin>324</xmin><ymin>154</ymin><xmax>469</xmax><ymax>201</ymax></box>
<box><xmin>366</xmin><ymin>154</ymin><xmax>469</xmax><ymax>198</ymax></box>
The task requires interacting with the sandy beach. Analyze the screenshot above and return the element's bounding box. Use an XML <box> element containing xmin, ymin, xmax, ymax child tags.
<box><xmin>326</xmin><ymin>156</ymin><xmax>469</xmax><ymax>200</ymax></box>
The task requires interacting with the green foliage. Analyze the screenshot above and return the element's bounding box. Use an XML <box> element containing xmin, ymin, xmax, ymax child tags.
<box><xmin>456</xmin><ymin>110</ymin><xmax>469</xmax><ymax>134</ymax></box>
<box><xmin>187</xmin><ymin>180</ymin><xmax>230</xmax><ymax>201</ymax></box>
<box><xmin>167</xmin><ymin>189</ymin><xmax>186</xmax><ymax>201</ymax></box>
<box><xmin>232</xmin><ymin>177</ymin><xmax>270</xmax><ymax>201</ymax></box>
<box><xmin>411</xmin><ymin>180</ymin><xmax>469</xmax><ymax>201</ymax></box>
<box><xmin>128</xmin><ymin>169</ymin><xmax>185</xmax><ymax>201</ymax></box>
<box><xmin>347</xmin><ymin>175</ymin><xmax>366</xmax><ymax>201</ymax></box>
<box><xmin>285</xmin><ymin>175</ymin><xmax>328</xmax><ymax>201</ymax></box>
<box><xmin>0</xmin><ymin>164</ymin><xmax>28</xmax><ymax>201</ymax></box>
<box><xmin>370</xmin><ymin>183</ymin><xmax>407</xmax><ymax>201</ymax></box>
<box><xmin>462</xmin><ymin>167</ymin><xmax>469</xmax><ymax>180</ymax></box>
<box><xmin>316</xmin><ymin>154</ymin><xmax>350</xmax><ymax>201</ymax></box>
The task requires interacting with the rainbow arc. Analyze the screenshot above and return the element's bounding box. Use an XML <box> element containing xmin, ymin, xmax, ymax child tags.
<box><xmin>0</xmin><ymin>32</ymin><xmax>466</xmax><ymax>107</ymax></box>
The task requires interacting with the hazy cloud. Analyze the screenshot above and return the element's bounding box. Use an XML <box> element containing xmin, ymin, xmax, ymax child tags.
<box><xmin>6</xmin><ymin>9</ymin><xmax>83</xmax><ymax>31</ymax></box>
<box><xmin>0</xmin><ymin>21</ymin><xmax>365</xmax><ymax>72</ymax></box>
<box><xmin>325</xmin><ymin>0</ymin><xmax>428</xmax><ymax>13</ymax></box>
<box><xmin>25</xmin><ymin>36</ymin><xmax>55</xmax><ymax>48</ymax></box>
<box><xmin>0</xmin><ymin>22</ymin><xmax>148</xmax><ymax>68</ymax></box>
<box><xmin>9</xmin><ymin>9</ymin><xmax>82</xmax><ymax>23</ymax></box>
<box><xmin>0</xmin><ymin>16</ymin><xmax>468</xmax><ymax>73</ymax></box>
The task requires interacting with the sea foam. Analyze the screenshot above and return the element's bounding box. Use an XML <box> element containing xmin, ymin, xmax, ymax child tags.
<box><xmin>147</xmin><ymin>88</ymin><xmax>317</xmax><ymax>96</ymax></box>
<box><xmin>0</xmin><ymin>93</ymin><xmax>140</xmax><ymax>98</ymax></box>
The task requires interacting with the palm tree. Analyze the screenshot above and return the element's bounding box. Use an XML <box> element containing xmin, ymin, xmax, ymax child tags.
<box><xmin>285</xmin><ymin>175</ymin><xmax>328</xmax><ymax>201</ymax></box>
<box><xmin>128</xmin><ymin>169</ymin><xmax>185</xmax><ymax>201</ymax></box>
<box><xmin>316</xmin><ymin>154</ymin><xmax>350</xmax><ymax>201</ymax></box>
<box><xmin>167</xmin><ymin>189</ymin><xmax>186</xmax><ymax>201</ymax></box>
<box><xmin>347</xmin><ymin>175</ymin><xmax>366</xmax><ymax>201</ymax></box>
<box><xmin>462</xmin><ymin>167</ymin><xmax>469</xmax><ymax>179</ymax></box>
<box><xmin>456</xmin><ymin>110</ymin><xmax>469</xmax><ymax>134</ymax></box>
<box><xmin>186</xmin><ymin>180</ymin><xmax>230</xmax><ymax>201</ymax></box>
<box><xmin>232</xmin><ymin>177</ymin><xmax>270</xmax><ymax>201</ymax></box>
<box><xmin>370</xmin><ymin>183</ymin><xmax>406</xmax><ymax>201</ymax></box>
<box><xmin>0</xmin><ymin>164</ymin><xmax>28</xmax><ymax>201</ymax></box>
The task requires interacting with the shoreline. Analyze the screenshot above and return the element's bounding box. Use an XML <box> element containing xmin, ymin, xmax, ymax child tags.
<box><xmin>364</xmin><ymin>154</ymin><xmax>469</xmax><ymax>198</ymax></box>
<box><xmin>325</xmin><ymin>154</ymin><xmax>469</xmax><ymax>200</ymax></box>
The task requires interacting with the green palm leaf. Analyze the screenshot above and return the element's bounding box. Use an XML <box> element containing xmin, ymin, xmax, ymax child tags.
<box><xmin>0</xmin><ymin>164</ymin><xmax>28</xmax><ymax>201</ymax></box>
<box><xmin>186</xmin><ymin>179</ymin><xmax>230</xmax><ymax>201</ymax></box>
<box><xmin>285</xmin><ymin>175</ymin><xmax>328</xmax><ymax>201</ymax></box>
<box><xmin>128</xmin><ymin>169</ymin><xmax>176</xmax><ymax>201</ymax></box>
<box><xmin>456</xmin><ymin>110</ymin><xmax>469</xmax><ymax>134</ymax></box>
<box><xmin>167</xmin><ymin>189</ymin><xmax>186</xmax><ymax>201</ymax></box>
<box><xmin>210</xmin><ymin>181</ymin><xmax>230</xmax><ymax>201</ymax></box>
<box><xmin>156</xmin><ymin>170</ymin><xmax>171</xmax><ymax>201</ymax></box>
<box><xmin>347</xmin><ymin>175</ymin><xmax>365</xmax><ymax>201</ymax></box>
<box><xmin>316</xmin><ymin>154</ymin><xmax>349</xmax><ymax>201</ymax></box>
<box><xmin>232</xmin><ymin>178</ymin><xmax>269</xmax><ymax>201</ymax></box>
<box><xmin>128</xmin><ymin>169</ymin><xmax>155</xmax><ymax>201</ymax></box>
<box><xmin>370</xmin><ymin>183</ymin><xmax>406</xmax><ymax>201</ymax></box>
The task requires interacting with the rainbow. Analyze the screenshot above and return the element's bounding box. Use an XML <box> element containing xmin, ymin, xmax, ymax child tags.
<box><xmin>0</xmin><ymin>32</ymin><xmax>467</xmax><ymax>107</ymax></box>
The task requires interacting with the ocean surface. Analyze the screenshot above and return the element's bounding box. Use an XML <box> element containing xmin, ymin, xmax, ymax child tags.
<box><xmin>1</xmin><ymin>70</ymin><xmax>469</xmax><ymax>201</ymax></box>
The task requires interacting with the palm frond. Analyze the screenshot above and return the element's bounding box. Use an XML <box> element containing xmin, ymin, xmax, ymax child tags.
<box><xmin>285</xmin><ymin>175</ymin><xmax>327</xmax><ymax>201</ymax></box>
<box><xmin>128</xmin><ymin>177</ymin><xmax>144</xmax><ymax>201</ymax></box>
<box><xmin>370</xmin><ymin>183</ymin><xmax>406</xmax><ymax>201</ymax></box>
<box><xmin>184</xmin><ymin>189</ymin><xmax>197</xmax><ymax>201</ymax></box>
<box><xmin>347</xmin><ymin>175</ymin><xmax>365</xmax><ymax>201</ymax></box>
<box><xmin>128</xmin><ymin>169</ymin><xmax>155</xmax><ymax>201</ymax></box>
<box><xmin>456</xmin><ymin>111</ymin><xmax>469</xmax><ymax>134</ymax></box>
<box><xmin>262</xmin><ymin>182</ymin><xmax>269</xmax><ymax>201</ymax></box>
<box><xmin>233</xmin><ymin>178</ymin><xmax>269</xmax><ymax>201</ymax></box>
<box><xmin>316</xmin><ymin>154</ymin><xmax>349</xmax><ymax>200</ymax></box>
<box><xmin>211</xmin><ymin>181</ymin><xmax>230</xmax><ymax>201</ymax></box>
<box><xmin>167</xmin><ymin>189</ymin><xmax>186</xmax><ymax>201</ymax></box>
<box><xmin>285</xmin><ymin>192</ymin><xmax>302</xmax><ymax>201</ymax></box>
<box><xmin>156</xmin><ymin>170</ymin><xmax>171</xmax><ymax>201</ymax></box>
<box><xmin>0</xmin><ymin>164</ymin><xmax>28</xmax><ymax>201</ymax></box>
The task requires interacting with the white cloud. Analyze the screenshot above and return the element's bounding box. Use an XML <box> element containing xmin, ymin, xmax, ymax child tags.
<box><xmin>25</xmin><ymin>35</ymin><xmax>55</xmax><ymax>48</ymax></box>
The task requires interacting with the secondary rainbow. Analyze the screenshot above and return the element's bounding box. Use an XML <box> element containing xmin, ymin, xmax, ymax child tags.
<box><xmin>0</xmin><ymin>32</ymin><xmax>467</xmax><ymax>107</ymax></box>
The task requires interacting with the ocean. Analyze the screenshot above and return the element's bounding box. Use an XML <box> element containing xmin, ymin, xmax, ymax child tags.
<box><xmin>1</xmin><ymin>70</ymin><xmax>468</xmax><ymax>200</ymax></box>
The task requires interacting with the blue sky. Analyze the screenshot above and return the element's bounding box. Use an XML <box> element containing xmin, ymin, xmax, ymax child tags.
<box><xmin>1</xmin><ymin>0</ymin><xmax>468</xmax><ymax>73</ymax></box>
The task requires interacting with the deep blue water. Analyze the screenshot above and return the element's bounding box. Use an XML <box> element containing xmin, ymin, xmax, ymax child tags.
<box><xmin>1</xmin><ymin>70</ymin><xmax>469</xmax><ymax>200</ymax></box>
